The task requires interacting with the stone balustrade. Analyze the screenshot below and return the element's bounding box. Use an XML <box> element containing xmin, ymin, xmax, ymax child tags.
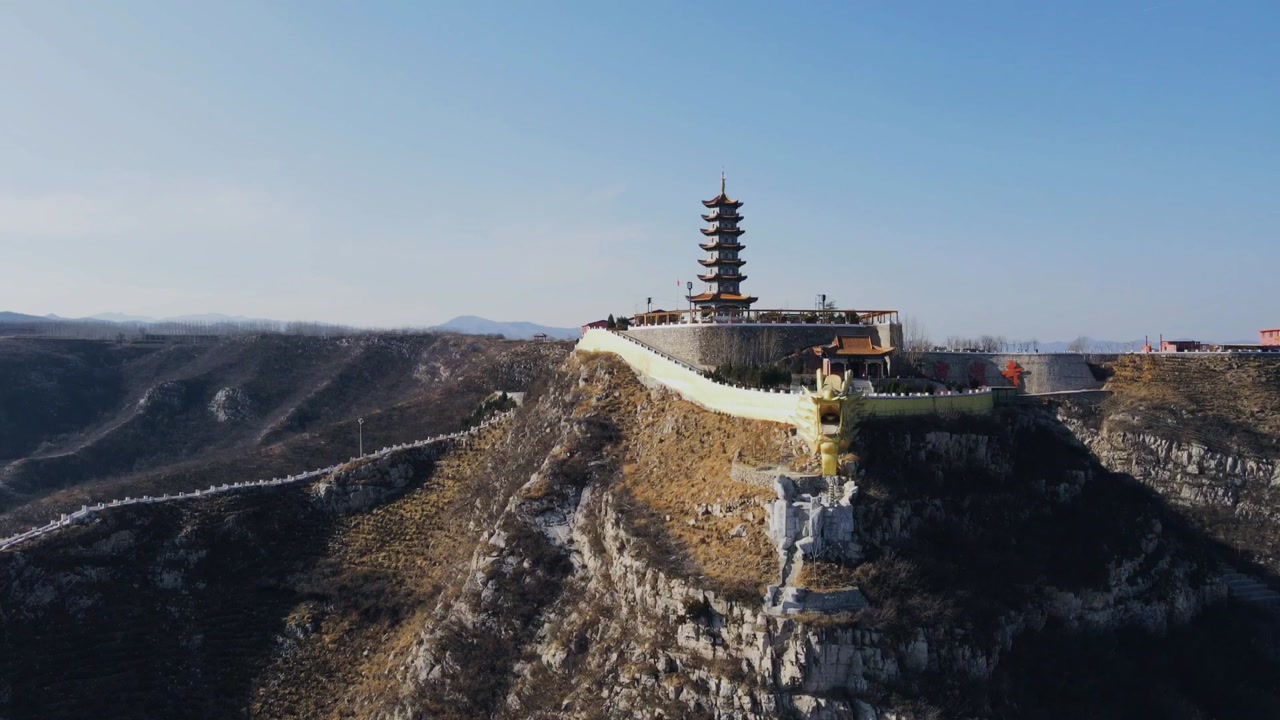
<box><xmin>0</xmin><ymin>410</ymin><xmax>517</xmax><ymax>553</ymax></box>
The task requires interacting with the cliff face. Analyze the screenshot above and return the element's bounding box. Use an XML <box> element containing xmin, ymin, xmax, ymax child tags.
<box><xmin>1054</xmin><ymin>354</ymin><xmax>1280</xmax><ymax>574</ymax></box>
<box><xmin>3</xmin><ymin>353</ymin><xmax>1279</xmax><ymax>720</ymax></box>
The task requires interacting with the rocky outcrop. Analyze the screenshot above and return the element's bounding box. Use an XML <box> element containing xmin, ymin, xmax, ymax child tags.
<box><xmin>501</xmin><ymin>476</ymin><xmax>1223</xmax><ymax>719</ymax></box>
<box><xmin>1060</xmin><ymin>411</ymin><xmax>1279</xmax><ymax>509</ymax></box>
<box><xmin>310</xmin><ymin>444</ymin><xmax>449</xmax><ymax>515</ymax></box>
<box><xmin>1055</xmin><ymin>399</ymin><xmax>1280</xmax><ymax>571</ymax></box>
<box><xmin>208</xmin><ymin>387</ymin><xmax>254</xmax><ymax>423</ymax></box>
<box><xmin>766</xmin><ymin>474</ymin><xmax>865</xmax><ymax>615</ymax></box>
<box><xmin>135</xmin><ymin>380</ymin><xmax>187</xmax><ymax>413</ymax></box>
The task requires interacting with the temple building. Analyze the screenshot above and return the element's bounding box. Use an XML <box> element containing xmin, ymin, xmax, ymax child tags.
<box><xmin>690</xmin><ymin>175</ymin><xmax>757</xmax><ymax>314</ymax></box>
<box><xmin>788</xmin><ymin>335</ymin><xmax>896</xmax><ymax>379</ymax></box>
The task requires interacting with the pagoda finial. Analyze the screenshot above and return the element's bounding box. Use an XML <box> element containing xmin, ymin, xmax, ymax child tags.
<box><xmin>720</xmin><ymin>171</ymin><xmax>726</xmax><ymax>196</ymax></box>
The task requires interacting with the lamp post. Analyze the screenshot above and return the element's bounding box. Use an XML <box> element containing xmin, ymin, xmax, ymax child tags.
<box><xmin>357</xmin><ymin>417</ymin><xmax>364</xmax><ymax>456</ymax></box>
<box><xmin>686</xmin><ymin>281</ymin><xmax>693</xmax><ymax>322</ymax></box>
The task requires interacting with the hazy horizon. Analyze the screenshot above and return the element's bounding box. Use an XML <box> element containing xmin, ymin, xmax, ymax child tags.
<box><xmin>3</xmin><ymin>2</ymin><xmax>1277</xmax><ymax>342</ymax></box>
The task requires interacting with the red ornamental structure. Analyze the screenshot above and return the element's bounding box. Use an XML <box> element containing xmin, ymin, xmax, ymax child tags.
<box><xmin>689</xmin><ymin>174</ymin><xmax>758</xmax><ymax>313</ymax></box>
<box><xmin>1001</xmin><ymin>361</ymin><xmax>1026</xmax><ymax>388</ymax></box>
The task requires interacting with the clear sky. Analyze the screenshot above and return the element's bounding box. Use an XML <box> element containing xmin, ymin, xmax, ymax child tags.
<box><xmin>1</xmin><ymin>1</ymin><xmax>1276</xmax><ymax>341</ymax></box>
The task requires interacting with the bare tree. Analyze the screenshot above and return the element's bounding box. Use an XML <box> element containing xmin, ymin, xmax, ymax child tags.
<box><xmin>1066</xmin><ymin>336</ymin><xmax>1090</xmax><ymax>353</ymax></box>
<box><xmin>899</xmin><ymin>314</ymin><xmax>932</xmax><ymax>367</ymax></box>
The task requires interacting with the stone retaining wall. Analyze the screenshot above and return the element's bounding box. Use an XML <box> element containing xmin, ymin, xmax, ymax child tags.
<box><xmin>916</xmin><ymin>352</ymin><xmax>1119</xmax><ymax>394</ymax></box>
<box><xmin>625</xmin><ymin>323</ymin><xmax>900</xmax><ymax>369</ymax></box>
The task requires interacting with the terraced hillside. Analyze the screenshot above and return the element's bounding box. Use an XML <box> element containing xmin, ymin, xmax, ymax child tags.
<box><xmin>0</xmin><ymin>334</ymin><xmax>568</xmax><ymax>534</ymax></box>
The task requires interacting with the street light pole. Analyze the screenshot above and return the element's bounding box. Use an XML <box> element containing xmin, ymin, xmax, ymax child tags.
<box><xmin>357</xmin><ymin>417</ymin><xmax>364</xmax><ymax>456</ymax></box>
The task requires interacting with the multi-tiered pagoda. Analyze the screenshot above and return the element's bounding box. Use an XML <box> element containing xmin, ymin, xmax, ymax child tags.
<box><xmin>690</xmin><ymin>175</ymin><xmax>758</xmax><ymax>313</ymax></box>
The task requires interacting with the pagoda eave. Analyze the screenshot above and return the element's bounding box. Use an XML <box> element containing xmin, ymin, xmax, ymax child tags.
<box><xmin>698</xmin><ymin>274</ymin><xmax>748</xmax><ymax>283</ymax></box>
<box><xmin>698</xmin><ymin>258</ymin><xmax>746</xmax><ymax>267</ymax></box>
<box><xmin>689</xmin><ymin>292</ymin><xmax>758</xmax><ymax>304</ymax></box>
<box><xmin>700</xmin><ymin>227</ymin><xmax>745</xmax><ymax>236</ymax></box>
<box><xmin>699</xmin><ymin>242</ymin><xmax>746</xmax><ymax>251</ymax></box>
<box><xmin>701</xmin><ymin>212</ymin><xmax>743</xmax><ymax>222</ymax></box>
<box><xmin>701</xmin><ymin>196</ymin><xmax>743</xmax><ymax>209</ymax></box>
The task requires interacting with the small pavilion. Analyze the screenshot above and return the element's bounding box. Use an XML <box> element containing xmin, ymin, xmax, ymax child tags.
<box><xmin>791</xmin><ymin>335</ymin><xmax>896</xmax><ymax>379</ymax></box>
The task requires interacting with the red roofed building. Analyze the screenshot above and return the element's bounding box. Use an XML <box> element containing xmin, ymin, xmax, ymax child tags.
<box><xmin>1263</xmin><ymin>329</ymin><xmax>1280</xmax><ymax>347</ymax></box>
<box><xmin>790</xmin><ymin>335</ymin><xmax>896</xmax><ymax>379</ymax></box>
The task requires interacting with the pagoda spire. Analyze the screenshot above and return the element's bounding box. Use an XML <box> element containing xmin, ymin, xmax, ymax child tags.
<box><xmin>691</xmin><ymin>176</ymin><xmax>757</xmax><ymax>314</ymax></box>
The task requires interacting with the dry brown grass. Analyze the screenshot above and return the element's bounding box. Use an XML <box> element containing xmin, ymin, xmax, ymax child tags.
<box><xmin>250</xmin><ymin>422</ymin><xmax>512</xmax><ymax>720</ymax></box>
<box><xmin>1106</xmin><ymin>355</ymin><xmax>1280</xmax><ymax>455</ymax></box>
<box><xmin>579</xmin><ymin>357</ymin><xmax>792</xmax><ymax>600</ymax></box>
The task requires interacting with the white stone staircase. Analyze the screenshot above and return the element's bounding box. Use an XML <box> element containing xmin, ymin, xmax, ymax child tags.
<box><xmin>1222</xmin><ymin>567</ymin><xmax>1280</xmax><ymax>609</ymax></box>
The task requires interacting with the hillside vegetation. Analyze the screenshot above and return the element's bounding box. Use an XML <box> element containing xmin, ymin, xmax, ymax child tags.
<box><xmin>1104</xmin><ymin>354</ymin><xmax>1280</xmax><ymax>457</ymax></box>
<box><xmin>0</xmin><ymin>334</ymin><xmax>568</xmax><ymax>534</ymax></box>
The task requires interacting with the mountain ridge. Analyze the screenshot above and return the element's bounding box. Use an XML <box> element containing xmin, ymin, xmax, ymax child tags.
<box><xmin>428</xmin><ymin>315</ymin><xmax>580</xmax><ymax>340</ymax></box>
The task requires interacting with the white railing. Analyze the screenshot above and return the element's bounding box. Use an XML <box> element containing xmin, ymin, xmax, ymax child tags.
<box><xmin>606</xmin><ymin>329</ymin><xmax>806</xmax><ymax>394</ymax></box>
<box><xmin>0</xmin><ymin>410</ymin><xmax>518</xmax><ymax>553</ymax></box>
<box><xmin>862</xmin><ymin>388</ymin><xmax>992</xmax><ymax>399</ymax></box>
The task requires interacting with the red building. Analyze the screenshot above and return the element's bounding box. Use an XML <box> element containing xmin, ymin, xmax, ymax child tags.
<box><xmin>581</xmin><ymin>320</ymin><xmax>611</xmax><ymax>333</ymax></box>
<box><xmin>1160</xmin><ymin>339</ymin><xmax>1203</xmax><ymax>353</ymax></box>
<box><xmin>1263</xmin><ymin>329</ymin><xmax>1280</xmax><ymax>347</ymax></box>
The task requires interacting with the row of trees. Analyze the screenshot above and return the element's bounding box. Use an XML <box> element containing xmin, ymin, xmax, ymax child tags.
<box><xmin>2</xmin><ymin>319</ymin><xmax>448</xmax><ymax>342</ymax></box>
<box><xmin>898</xmin><ymin>316</ymin><xmax>1135</xmax><ymax>358</ymax></box>
<box><xmin>707</xmin><ymin>362</ymin><xmax>792</xmax><ymax>389</ymax></box>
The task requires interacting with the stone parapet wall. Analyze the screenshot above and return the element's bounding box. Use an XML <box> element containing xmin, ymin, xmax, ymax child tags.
<box><xmin>915</xmin><ymin>352</ymin><xmax>1119</xmax><ymax>395</ymax></box>
<box><xmin>625</xmin><ymin>323</ymin><xmax>892</xmax><ymax>368</ymax></box>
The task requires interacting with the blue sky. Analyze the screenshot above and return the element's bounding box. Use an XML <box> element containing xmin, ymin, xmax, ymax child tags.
<box><xmin>1</xmin><ymin>1</ymin><xmax>1276</xmax><ymax>341</ymax></box>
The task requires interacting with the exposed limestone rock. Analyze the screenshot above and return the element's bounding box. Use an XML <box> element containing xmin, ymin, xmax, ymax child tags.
<box><xmin>309</xmin><ymin>445</ymin><xmax>447</xmax><ymax>514</ymax></box>
<box><xmin>208</xmin><ymin>387</ymin><xmax>254</xmax><ymax>423</ymax></box>
<box><xmin>135</xmin><ymin>380</ymin><xmax>186</xmax><ymax>413</ymax></box>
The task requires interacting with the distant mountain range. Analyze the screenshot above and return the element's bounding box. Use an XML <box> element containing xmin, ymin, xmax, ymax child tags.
<box><xmin>0</xmin><ymin>311</ymin><xmax>581</xmax><ymax>341</ymax></box>
<box><xmin>0</xmin><ymin>311</ymin><xmax>53</xmax><ymax>324</ymax></box>
<box><xmin>429</xmin><ymin>316</ymin><xmax>581</xmax><ymax>340</ymax></box>
<box><xmin>86</xmin><ymin>312</ymin><xmax>276</xmax><ymax>325</ymax></box>
<box><xmin>0</xmin><ymin>311</ymin><xmax>274</xmax><ymax>325</ymax></box>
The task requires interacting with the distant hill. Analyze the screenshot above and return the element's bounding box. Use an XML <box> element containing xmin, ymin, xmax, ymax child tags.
<box><xmin>87</xmin><ymin>313</ymin><xmax>155</xmax><ymax>323</ymax></box>
<box><xmin>430</xmin><ymin>316</ymin><xmax>580</xmax><ymax>340</ymax></box>
<box><xmin>0</xmin><ymin>312</ymin><xmax>56</xmax><ymax>324</ymax></box>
